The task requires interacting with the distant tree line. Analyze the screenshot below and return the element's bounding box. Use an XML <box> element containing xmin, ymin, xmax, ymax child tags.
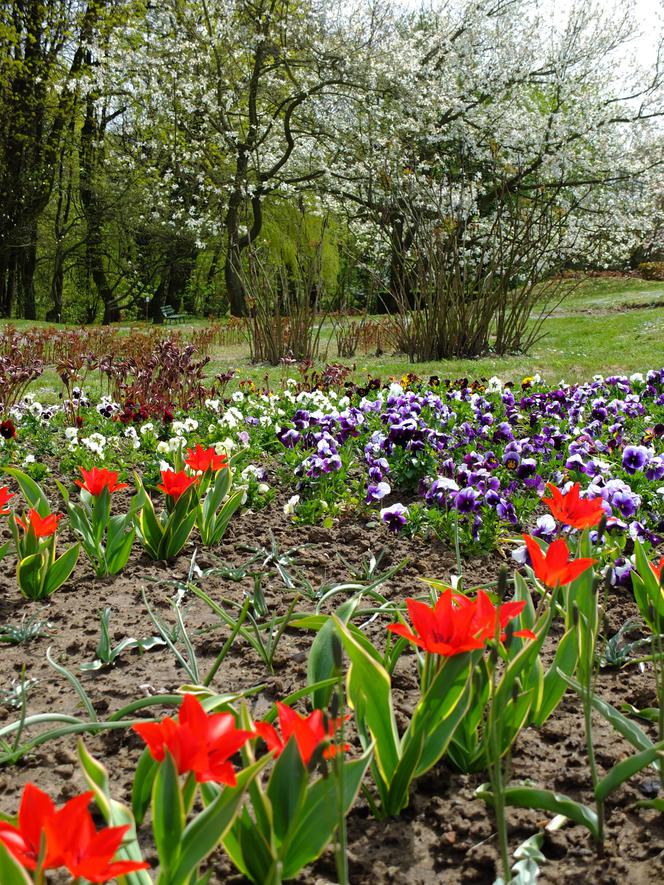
<box><xmin>1</xmin><ymin>0</ymin><xmax>663</xmax><ymax>324</ymax></box>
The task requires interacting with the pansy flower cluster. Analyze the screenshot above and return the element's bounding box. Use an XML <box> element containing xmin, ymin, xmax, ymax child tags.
<box><xmin>269</xmin><ymin>371</ymin><xmax>664</xmax><ymax>553</ymax></box>
<box><xmin>2</xmin><ymin>368</ymin><xmax>663</xmax><ymax>567</ymax></box>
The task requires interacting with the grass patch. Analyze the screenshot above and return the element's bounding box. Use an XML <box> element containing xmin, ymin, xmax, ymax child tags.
<box><xmin>3</xmin><ymin>276</ymin><xmax>663</xmax><ymax>399</ymax></box>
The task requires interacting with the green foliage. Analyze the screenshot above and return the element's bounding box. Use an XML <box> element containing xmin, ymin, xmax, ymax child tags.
<box><xmin>638</xmin><ymin>261</ymin><xmax>664</xmax><ymax>281</ymax></box>
<box><xmin>260</xmin><ymin>204</ymin><xmax>341</xmax><ymax>301</ymax></box>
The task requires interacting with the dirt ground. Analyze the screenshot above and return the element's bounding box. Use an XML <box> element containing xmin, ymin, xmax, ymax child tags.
<box><xmin>1</xmin><ymin>500</ymin><xmax>663</xmax><ymax>884</ymax></box>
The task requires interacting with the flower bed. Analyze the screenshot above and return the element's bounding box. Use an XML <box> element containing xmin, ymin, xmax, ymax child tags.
<box><xmin>0</xmin><ymin>366</ymin><xmax>662</xmax><ymax>883</ymax></box>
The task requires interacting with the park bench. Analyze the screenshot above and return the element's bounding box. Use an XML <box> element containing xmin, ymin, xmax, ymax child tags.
<box><xmin>160</xmin><ymin>304</ymin><xmax>190</xmax><ymax>324</ymax></box>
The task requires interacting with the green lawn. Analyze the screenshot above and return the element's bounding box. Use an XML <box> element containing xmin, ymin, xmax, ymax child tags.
<box><xmin>202</xmin><ymin>277</ymin><xmax>664</xmax><ymax>385</ymax></box>
<box><xmin>5</xmin><ymin>276</ymin><xmax>664</xmax><ymax>398</ymax></box>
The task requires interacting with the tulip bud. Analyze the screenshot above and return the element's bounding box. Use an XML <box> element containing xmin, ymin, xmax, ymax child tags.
<box><xmin>498</xmin><ymin>565</ymin><xmax>509</xmax><ymax>600</ymax></box>
<box><xmin>310</xmin><ymin>743</ymin><xmax>326</xmax><ymax>773</ymax></box>
<box><xmin>596</xmin><ymin>515</ymin><xmax>607</xmax><ymax>541</ymax></box>
<box><xmin>330</xmin><ymin>691</ymin><xmax>340</xmax><ymax>720</ymax></box>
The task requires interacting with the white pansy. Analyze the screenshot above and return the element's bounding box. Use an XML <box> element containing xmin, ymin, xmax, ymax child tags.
<box><xmin>124</xmin><ymin>427</ymin><xmax>141</xmax><ymax>450</ymax></box>
<box><xmin>64</xmin><ymin>427</ymin><xmax>79</xmax><ymax>440</ymax></box>
<box><xmin>219</xmin><ymin>412</ymin><xmax>238</xmax><ymax>429</ymax></box>
<box><xmin>140</xmin><ymin>423</ymin><xmax>154</xmax><ymax>435</ymax></box>
<box><xmin>82</xmin><ymin>434</ymin><xmax>106</xmax><ymax>457</ymax></box>
<box><xmin>156</xmin><ymin>441</ymin><xmax>170</xmax><ymax>454</ymax></box>
<box><xmin>283</xmin><ymin>494</ymin><xmax>300</xmax><ymax>515</ymax></box>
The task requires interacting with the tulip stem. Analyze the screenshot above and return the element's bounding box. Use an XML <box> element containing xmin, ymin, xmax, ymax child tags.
<box><xmin>452</xmin><ymin>512</ymin><xmax>463</xmax><ymax>581</ymax></box>
<box><xmin>653</xmin><ymin>615</ymin><xmax>664</xmax><ymax>788</ymax></box>
<box><xmin>583</xmin><ymin>676</ymin><xmax>604</xmax><ymax>844</ymax></box>
<box><xmin>487</xmin><ymin>640</ymin><xmax>511</xmax><ymax>883</ymax></box>
<box><xmin>579</xmin><ymin>599</ymin><xmax>604</xmax><ymax>845</ymax></box>
<box><xmin>490</xmin><ymin>752</ymin><xmax>511</xmax><ymax>883</ymax></box>
<box><xmin>334</xmin><ymin>676</ymin><xmax>349</xmax><ymax>885</ymax></box>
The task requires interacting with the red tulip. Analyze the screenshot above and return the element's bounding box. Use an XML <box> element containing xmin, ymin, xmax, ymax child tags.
<box><xmin>0</xmin><ymin>784</ymin><xmax>149</xmax><ymax>882</ymax></box>
<box><xmin>651</xmin><ymin>558</ymin><xmax>663</xmax><ymax>583</ymax></box>
<box><xmin>0</xmin><ymin>485</ymin><xmax>14</xmax><ymax>516</ymax></box>
<box><xmin>132</xmin><ymin>694</ymin><xmax>254</xmax><ymax>785</ymax></box>
<box><xmin>543</xmin><ymin>482</ymin><xmax>605</xmax><ymax>530</ymax></box>
<box><xmin>15</xmin><ymin>509</ymin><xmax>62</xmax><ymax>538</ymax></box>
<box><xmin>75</xmin><ymin>466</ymin><xmax>128</xmax><ymax>496</ymax></box>
<box><xmin>157</xmin><ymin>469</ymin><xmax>199</xmax><ymax>500</ymax></box>
<box><xmin>255</xmin><ymin>702</ymin><xmax>348</xmax><ymax>766</ymax></box>
<box><xmin>43</xmin><ymin>793</ymin><xmax>149</xmax><ymax>883</ymax></box>
<box><xmin>387</xmin><ymin>589</ymin><xmax>535</xmax><ymax>657</ymax></box>
<box><xmin>457</xmin><ymin>590</ymin><xmax>537</xmax><ymax>643</ymax></box>
<box><xmin>0</xmin><ymin>783</ymin><xmax>61</xmax><ymax>870</ymax></box>
<box><xmin>185</xmin><ymin>444</ymin><xmax>228</xmax><ymax>473</ymax></box>
<box><xmin>523</xmin><ymin>534</ymin><xmax>596</xmax><ymax>588</ymax></box>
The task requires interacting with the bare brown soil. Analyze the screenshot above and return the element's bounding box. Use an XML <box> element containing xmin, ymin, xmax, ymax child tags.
<box><xmin>0</xmin><ymin>502</ymin><xmax>663</xmax><ymax>883</ymax></box>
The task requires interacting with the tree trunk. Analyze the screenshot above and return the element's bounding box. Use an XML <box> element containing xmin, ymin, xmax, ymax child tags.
<box><xmin>224</xmin><ymin>240</ymin><xmax>247</xmax><ymax>316</ymax></box>
<box><xmin>46</xmin><ymin>254</ymin><xmax>64</xmax><ymax>323</ymax></box>
<box><xmin>380</xmin><ymin>216</ymin><xmax>407</xmax><ymax>314</ymax></box>
<box><xmin>19</xmin><ymin>235</ymin><xmax>38</xmax><ymax>320</ymax></box>
<box><xmin>223</xmin><ymin>179</ymin><xmax>263</xmax><ymax>317</ymax></box>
